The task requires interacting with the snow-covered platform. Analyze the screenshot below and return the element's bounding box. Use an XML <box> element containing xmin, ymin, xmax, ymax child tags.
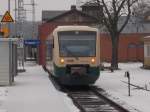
<box><xmin>0</xmin><ymin>62</ymin><xmax>72</xmax><ymax>112</ymax></box>
<box><xmin>96</xmin><ymin>63</ymin><xmax>150</xmax><ymax>112</ymax></box>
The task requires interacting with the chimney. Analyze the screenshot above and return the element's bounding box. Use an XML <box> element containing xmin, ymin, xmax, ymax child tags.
<box><xmin>71</xmin><ymin>5</ymin><xmax>76</xmax><ymax>10</ymax></box>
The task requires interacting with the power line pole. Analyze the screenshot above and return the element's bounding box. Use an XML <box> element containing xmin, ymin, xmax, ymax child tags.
<box><xmin>8</xmin><ymin>0</ymin><xmax>11</xmax><ymax>38</ymax></box>
<box><xmin>18</xmin><ymin>0</ymin><xmax>26</xmax><ymax>70</ymax></box>
<box><xmin>8</xmin><ymin>0</ymin><xmax>10</xmax><ymax>12</ymax></box>
<box><xmin>15</xmin><ymin>0</ymin><xmax>17</xmax><ymax>37</ymax></box>
<box><xmin>24</xmin><ymin>0</ymin><xmax>36</xmax><ymax>38</ymax></box>
<box><xmin>31</xmin><ymin>0</ymin><xmax>36</xmax><ymax>39</ymax></box>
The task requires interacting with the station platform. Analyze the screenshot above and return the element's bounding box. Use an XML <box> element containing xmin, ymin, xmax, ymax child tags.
<box><xmin>1</xmin><ymin>62</ymin><xmax>71</xmax><ymax>112</ymax></box>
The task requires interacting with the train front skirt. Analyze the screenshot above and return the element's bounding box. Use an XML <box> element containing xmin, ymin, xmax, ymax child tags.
<box><xmin>53</xmin><ymin>64</ymin><xmax>100</xmax><ymax>85</ymax></box>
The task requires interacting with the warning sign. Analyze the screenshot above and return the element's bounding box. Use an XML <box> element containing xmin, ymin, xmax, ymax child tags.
<box><xmin>1</xmin><ymin>11</ymin><xmax>14</xmax><ymax>22</ymax></box>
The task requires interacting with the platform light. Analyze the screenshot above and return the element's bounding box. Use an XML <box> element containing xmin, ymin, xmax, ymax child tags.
<box><xmin>91</xmin><ymin>58</ymin><xmax>96</xmax><ymax>64</ymax></box>
<box><xmin>60</xmin><ymin>58</ymin><xmax>65</xmax><ymax>64</ymax></box>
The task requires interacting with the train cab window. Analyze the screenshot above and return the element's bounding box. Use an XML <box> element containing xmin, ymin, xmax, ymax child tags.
<box><xmin>58</xmin><ymin>31</ymin><xmax>96</xmax><ymax>57</ymax></box>
<box><xmin>52</xmin><ymin>38</ymin><xmax>54</xmax><ymax>48</ymax></box>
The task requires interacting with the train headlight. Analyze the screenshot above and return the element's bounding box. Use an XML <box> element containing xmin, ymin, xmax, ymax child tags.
<box><xmin>60</xmin><ymin>58</ymin><xmax>65</xmax><ymax>64</ymax></box>
<box><xmin>91</xmin><ymin>58</ymin><xmax>96</xmax><ymax>64</ymax></box>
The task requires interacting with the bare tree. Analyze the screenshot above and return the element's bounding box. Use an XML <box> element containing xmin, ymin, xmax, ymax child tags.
<box><xmin>92</xmin><ymin>0</ymin><xmax>138</xmax><ymax>69</ymax></box>
<box><xmin>133</xmin><ymin>0</ymin><xmax>150</xmax><ymax>19</ymax></box>
<box><xmin>132</xmin><ymin>0</ymin><xmax>150</xmax><ymax>32</ymax></box>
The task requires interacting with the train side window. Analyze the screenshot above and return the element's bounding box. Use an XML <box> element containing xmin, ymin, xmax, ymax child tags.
<box><xmin>52</xmin><ymin>36</ymin><xmax>54</xmax><ymax>48</ymax></box>
<box><xmin>52</xmin><ymin>39</ymin><xmax>54</xmax><ymax>48</ymax></box>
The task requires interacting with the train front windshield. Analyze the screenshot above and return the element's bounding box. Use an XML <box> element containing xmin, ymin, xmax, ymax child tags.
<box><xmin>58</xmin><ymin>31</ymin><xmax>96</xmax><ymax>57</ymax></box>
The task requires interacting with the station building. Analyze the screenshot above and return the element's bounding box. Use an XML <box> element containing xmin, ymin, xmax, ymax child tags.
<box><xmin>38</xmin><ymin>5</ymin><xmax>150</xmax><ymax>65</ymax></box>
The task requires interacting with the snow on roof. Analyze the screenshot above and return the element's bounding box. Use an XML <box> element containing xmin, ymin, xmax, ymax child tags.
<box><xmin>144</xmin><ymin>36</ymin><xmax>150</xmax><ymax>38</ymax></box>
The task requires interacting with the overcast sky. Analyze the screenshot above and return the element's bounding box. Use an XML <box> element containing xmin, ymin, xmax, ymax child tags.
<box><xmin>0</xmin><ymin>0</ymin><xmax>79</xmax><ymax>21</ymax></box>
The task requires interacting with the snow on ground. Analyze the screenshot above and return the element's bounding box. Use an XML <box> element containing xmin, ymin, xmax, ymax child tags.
<box><xmin>0</xmin><ymin>88</ymin><xmax>8</xmax><ymax>112</ymax></box>
<box><xmin>0</xmin><ymin>62</ymin><xmax>79</xmax><ymax>112</ymax></box>
<box><xmin>96</xmin><ymin>62</ymin><xmax>150</xmax><ymax>112</ymax></box>
<box><xmin>0</xmin><ymin>62</ymin><xmax>150</xmax><ymax>112</ymax></box>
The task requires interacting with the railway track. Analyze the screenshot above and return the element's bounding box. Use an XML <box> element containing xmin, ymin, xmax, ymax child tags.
<box><xmin>64</xmin><ymin>86</ymin><xmax>129</xmax><ymax>112</ymax></box>
<box><xmin>45</xmin><ymin>67</ymin><xmax>130</xmax><ymax>112</ymax></box>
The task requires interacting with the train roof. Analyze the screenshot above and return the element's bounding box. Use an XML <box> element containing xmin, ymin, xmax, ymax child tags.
<box><xmin>53</xmin><ymin>26</ymin><xmax>98</xmax><ymax>33</ymax></box>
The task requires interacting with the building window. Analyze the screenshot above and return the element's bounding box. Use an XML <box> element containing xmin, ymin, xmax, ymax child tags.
<box><xmin>128</xmin><ymin>43</ymin><xmax>137</xmax><ymax>48</ymax></box>
<box><xmin>137</xmin><ymin>43</ymin><xmax>144</xmax><ymax>48</ymax></box>
<box><xmin>147</xmin><ymin>16</ymin><xmax>150</xmax><ymax>21</ymax></box>
<box><xmin>147</xmin><ymin>45</ymin><xmax>150</xmax><ymax>57</ymax></box>
<box><xmin>144</xmin><ymin>45</ymin><xmax>150</xmax><ymax>57</ymax></box>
